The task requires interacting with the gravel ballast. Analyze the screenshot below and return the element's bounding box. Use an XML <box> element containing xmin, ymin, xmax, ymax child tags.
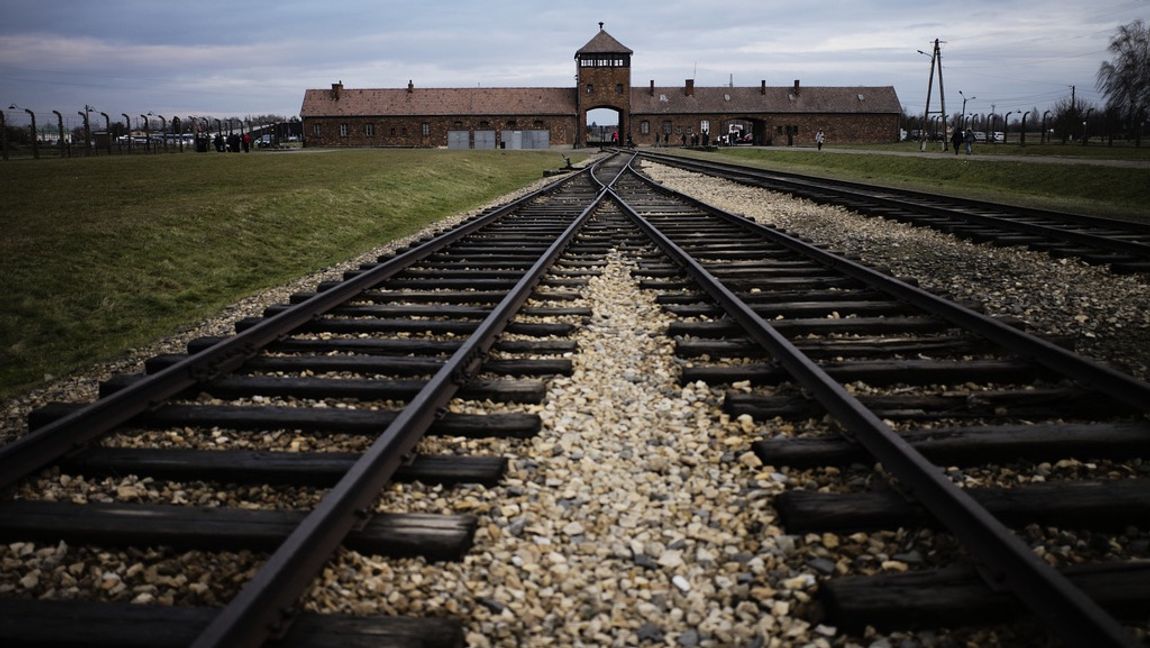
<box><xmin>2</xmin><ymin>158</ymin><xmax>1148</xmax><ymax>645</ymax></box>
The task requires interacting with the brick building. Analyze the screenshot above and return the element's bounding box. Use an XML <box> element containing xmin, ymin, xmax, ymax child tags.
<box><xmin>299</xmin><ymin>25</ymin><xmax>901</xmax><ymax>149</ymax></box>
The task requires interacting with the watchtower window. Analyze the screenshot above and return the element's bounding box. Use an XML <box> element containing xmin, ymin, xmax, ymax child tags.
<box><xmin>586</xmin><ymin>83</ymin><xmax>594</xmax><ymax>94</ymax></box>
<box><xmin>615</xmin><ymin>83</ymin><xmax>624</xmax><ymax>95</ymax></box>
<box><xmin>579</xmin><ymin>55</ymin><xmax>629</xmax><ymax>67</ymax></box>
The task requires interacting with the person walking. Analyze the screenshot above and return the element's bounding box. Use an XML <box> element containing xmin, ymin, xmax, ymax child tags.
<box><xmin>963</xmin><ymin>129</ymin><xmax>974</xmax><ymax>155</ymax></box>
<box><xmin>951</xmin><ymin>128</ymin><xmax>962</xmax><ymax>155</ymax></box>
<box><xmin>815</xmin><ymin>129</ymin><xmax>825</xmax><ymax>151</ymax></box>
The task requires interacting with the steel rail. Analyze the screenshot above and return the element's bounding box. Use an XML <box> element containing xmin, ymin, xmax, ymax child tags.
<box><xmin>190</xmin><ymin>175</ymin><xmax>609</xmax><ymax>647</ymax></box>
<box><xmin>632</xmin><ymin>161</ymin><xmax>1150</xmax><ymax>412</ymax></box>
<box><xmin>600</xmin><ymin>154</ymin><xmax>1138</xmax><ymax>647</ymax></box>
<box><xmin>0</xmin><ymin>168</ymin><xmax>588</xmax><ymax>494</ymax></box>
<box><xmin>636</xmin><ymin>151</ymin><xmax>1150</xmax><ymax>259</ymax></box>
<box><xmin>636</xmin><ymin>149</ymin><xmax>1150</xmax><ymax>234</ymax></box>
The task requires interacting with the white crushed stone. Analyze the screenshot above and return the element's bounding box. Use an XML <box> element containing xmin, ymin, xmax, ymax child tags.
<box><xmin>642</xmin><ymin>161</ymin><xmax>1150</xmax><ymax>382</ymax></box>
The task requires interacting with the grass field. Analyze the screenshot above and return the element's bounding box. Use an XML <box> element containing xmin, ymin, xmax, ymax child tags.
<box><xmin>0</xmin><ymin>149</ymin><xmax>579</xmax><ymax>398</ymax></box>
<box><xmin>683</xmin><ymin>146</ymin><xmax>1150</xmax><ymax>222</ymax></box>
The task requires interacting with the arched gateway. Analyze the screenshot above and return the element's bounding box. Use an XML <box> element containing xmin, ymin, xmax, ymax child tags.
<box><xmin>300</xmin><ymin>25</ymin><xmax>901</xmax><ymax>149</ymax></box>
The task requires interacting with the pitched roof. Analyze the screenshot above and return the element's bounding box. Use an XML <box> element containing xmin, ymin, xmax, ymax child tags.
<box><xmin>630</xmin><ymin>85</ymin><xmax>902</xmax><ymax>115</ymax></box>
<box><xmin>575</xmin><ymin>29</ymin><xmax>633</xmax><ymax>55</ymax></box>
<box><xmin>301</xmin><ymin>87</ymin><xmax>578</xmax><ymax>117</ymax></box>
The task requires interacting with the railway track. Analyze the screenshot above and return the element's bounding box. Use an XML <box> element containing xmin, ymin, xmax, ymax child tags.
<box><xmin>0</xmin><ymin>164</ymin><xmax>615</xmax><ymax>646</ymax></box>
<box><xmin>635</xmin><ymin>149</ymin><xmax>1150</xmax><ymax>275</ymax></box>
<box><xmin>607</xmin><ymin>153</ymin><xmax>1149</xmax><ymax>645</ymax></box>
<box><xmin>1</xmin><ymin>151</ymin><xmax>1147</xmax><ymax>646</ymax></box>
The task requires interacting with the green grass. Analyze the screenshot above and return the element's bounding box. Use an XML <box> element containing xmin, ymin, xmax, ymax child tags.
<box><xmin>685</xmin><ymin>147</ymin><xmax>1150</xmax><ymax>222</ymax></box>
<box><xmin>0</xmin><ymin>149</ymin><xmax>581</xmax><ymax>398</ymax></box>
<box><xmin>840</xmin><ymin>140</ymin><xmax>1150</xmax><ymax>160</ymax></box>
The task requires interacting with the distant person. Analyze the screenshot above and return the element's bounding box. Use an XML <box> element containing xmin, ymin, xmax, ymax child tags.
<box><xmin>951</xmin><ymin>128</ymin><xmax>962</xmax><ymax>155</ymax></box>
<box><xmin>242</xmin><ymin>132</ymin><xmax>252</xmax><ymax>153</ymax></box>
<box><xmin>964</xmin><ymin>129</ymin><xmax>974</xmax><ymax>155</ymax></box>
<box><xmin>815</xmin><ymin>129</ymin><xmax>825</xmax><ymax>151</ymax></box>
<box><xmin>213</xmin><ymin>133</ymin><xmax>224</xmax><ymax>152</ymax></box>
<box><xmin>611</xmin><ymin>130</ymin><xmax>618</xmax><ymax>144</ymax></box>
<box><xmin>680</xmin><ymin>133</ymin><xmax>686</xmax><ymax>146</ymax></box>
<box><xmin>663</xmin><ymin>132</ymin><xmax>668</xmax><ymax>146</ymax></box>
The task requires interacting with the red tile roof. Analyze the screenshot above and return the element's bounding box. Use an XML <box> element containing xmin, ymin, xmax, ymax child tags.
<box><xmin>301</xmin><ymin>87</ymin><xmax>578</xmax><ymax>118</ymax></box>
<box><xmin>300</xmin><ymin>83</ymin><xmax>899</xmax><ymax>118</ymax></box>
<box><xmin>631</xmin><ymin>86</ymin><xmax>901</xmax><ymax>115</ymax></box>
<box><xmin>575</xmin><ymin>29</ymin><xmax>633</xmax><ymax>55</ymax></box>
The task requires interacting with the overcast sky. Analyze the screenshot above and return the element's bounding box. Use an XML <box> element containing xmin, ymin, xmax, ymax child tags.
<box><xmin>1</xmin><ymin>0</ymin><xmax>1145</xmax><ymax>127</ymax></box>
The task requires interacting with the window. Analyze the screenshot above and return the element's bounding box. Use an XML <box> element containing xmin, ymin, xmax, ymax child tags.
<box><xmin>506</xmin><ymin>120</ymin><xmax>517</xmax><ymax>128</ymax></box>
<box><xmin>339</xmin><ymin>124</ymin><xmax>348</xmax><ymax>137</ymax></box>
<box><xmin>422</xmin><ymin>122</ymin><xmax>430</xmax><ymax>136</ymax></box>
<box><xmin>390</xmin><ymin>127</ymin><xmax>396</xmax><ymax>136</ymax></box>
<box><xmin>479</xmin><ymin>121</ymin><xmax>490</xmax><ymax>128</ymax></box>
<box><xmin>586</xmin><ymin>83</ymin><xmax>594</xmax><ymax>94</ymax></box>
<box><xmin>401</xmin><ymin>127</ymin><xmax>407</xmax><ymax>136</ymax></box>
<box><xmin>533</xmin><ymin>120</ymin><xmax>544</xmax><ymax>129</ymax></box>
<box><xmin>312</xmin><ymin>124</ymin><xmax>321</xmax><ymax>136</ymax></box>
<box><xmin>364</xmin><ymin>124</ymin><xmax>375</xmax><ymax>136</ymax></box>
<box><xmin>662</xmin><ymin>120</ymin><xmax>672</xmax><ymax>134</ymax></box>
<box><xmin>640</xmin><ymin>120</ymin><xmax>649</xmax><ymax>134</ymax></box>
<box><xmin>615</xmin><ymin>83</ymin><xmax>624</xmax><ymax>95</ymax></box>
<box><xmin>700</xmin><ymin>120</ymin><xmax>710</xmax><ymax>134</ymax></box>
<box><xmin>453</xmin><ymin>121</ymin><xmax>463</xmax><ymax>128</ymax></box>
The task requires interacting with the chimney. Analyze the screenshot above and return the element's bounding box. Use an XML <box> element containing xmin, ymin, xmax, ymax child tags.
<box><xmin>793</xmin><ymin>79</ymin><xmax>800</xmax><ymax>95</ymax></box>
<box><xmin>330</xmin><ymin>81</ymin><xmax>343</xmax><ymax>100</ymax></box>
<box><xmin>761</xmin><ymin>80</ymin><xmax>766</xmax><ymax>95</ymax></box>
<box><xmin>649</xmin><ymin>80</ymin><xmax>655</xmax><ymax>96</ymax></box>
<box><xmin>685</xmin><ymin>79</ymin><xmax>694</xmax><ymax>97</ymax></box>
<box><xmin>407</xmin><ymin>80</ymin><xmax>414</xmax><ymax>93</ymax></box>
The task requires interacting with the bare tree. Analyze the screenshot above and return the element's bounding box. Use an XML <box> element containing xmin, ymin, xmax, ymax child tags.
<box><xmin>1096</xmin><ymin>19</ymin><xmax>1149</xmax><ymax>145</ymax></box>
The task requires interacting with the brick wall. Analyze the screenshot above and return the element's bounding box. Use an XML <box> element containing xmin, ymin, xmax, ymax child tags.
<box><xmin>576</xmin><ymin>65</ymin><xmax>631</xmax><ymax>146</ymax></box>
<box><xmin>631</xmin><ymin>112</ymin><xmax>900</xmax><ymax>146</ymax></box>
<box><xmin>303</xmin><ymin>115</ymin><xmax>579</xmax><ymax>148</ymax></box>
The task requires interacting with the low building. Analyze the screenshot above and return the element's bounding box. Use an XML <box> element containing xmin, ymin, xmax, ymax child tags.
<box><xmin>299</xmin><ymin>25</ymin><xmax>900</xmax><ymax>149</ymax></box>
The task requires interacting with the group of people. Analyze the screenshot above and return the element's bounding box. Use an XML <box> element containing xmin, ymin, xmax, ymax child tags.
<box><xmin>195</xmin><ymin>132</ymin><xmax>253</xmax><ymax>153</ymax></box>
<box><xmin>950</xmin><ymin>129</ymin><xmax>976</xmax><ymax>155</ymax></box>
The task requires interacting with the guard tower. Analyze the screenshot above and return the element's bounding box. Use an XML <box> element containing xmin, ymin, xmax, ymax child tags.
<box><xmin>575</xmin><ymin>23</ymin><xmax>632</xmax><ymax>147</ymax></box>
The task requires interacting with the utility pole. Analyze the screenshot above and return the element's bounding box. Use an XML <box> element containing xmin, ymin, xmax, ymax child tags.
<box><xmin>918</xmin><ymin>39</ymin><xmax>947</xmax><ymax>151</ymax></box>
<box><xmin>936</xmin><ymin>39</ymin><xmax>948</xmax><ymax>151</ymax></box>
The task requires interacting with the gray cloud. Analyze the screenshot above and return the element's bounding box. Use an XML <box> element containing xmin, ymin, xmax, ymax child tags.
<box><xmin>0</xmin><ymin>0</ymin><xmax>1143</xmax><ymax>121</ymax></box>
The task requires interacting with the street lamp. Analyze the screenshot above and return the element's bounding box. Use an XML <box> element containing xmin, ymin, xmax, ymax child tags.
<box><xmin>122</xmin><ymin>113</ymin><xmax>132</xmax><ymax>154</ymax></box>
<box><xmin>1082</xmin><ymin>107</ymin><xmax>1094</xmax><ymax>145</ymax></box>
<box><xmin>52</xmin><ymin>110</ymin><xmax>65</xmax><ymax>157</ymax></box>
<box><xmin>1041</xmin><ymin>110</ymin><xmax>1052</xmax><ymax>144</ymax></box>
<box><xmin>959</xmin><ymin>90</ymin><xmax>975</xmax><ymax>127</ymax></box>
<box><xmin>99</xmin><ymin>112</ymin><xmax>111</xmax><ymax>155</ymax></box>
<box><xmin>1005</xmin><ymin>111</ymin><xmax>1014</xmax><ymax>144</ymax></box>
<box><xmin>9</xmin><ymin>104</ymin><xmax>38</xmax><ymax>159</ymax></box>
<box><xmin>1020</xmin><ymin>111</ymin><xmax>1031</xmax><ymax>147</ymax></box>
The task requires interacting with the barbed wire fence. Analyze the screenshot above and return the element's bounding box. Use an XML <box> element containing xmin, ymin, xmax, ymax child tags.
<box><xmin>1</xmin><ymin>107</ymin><xmax>299</xmax><ymax>160</ymax></box>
